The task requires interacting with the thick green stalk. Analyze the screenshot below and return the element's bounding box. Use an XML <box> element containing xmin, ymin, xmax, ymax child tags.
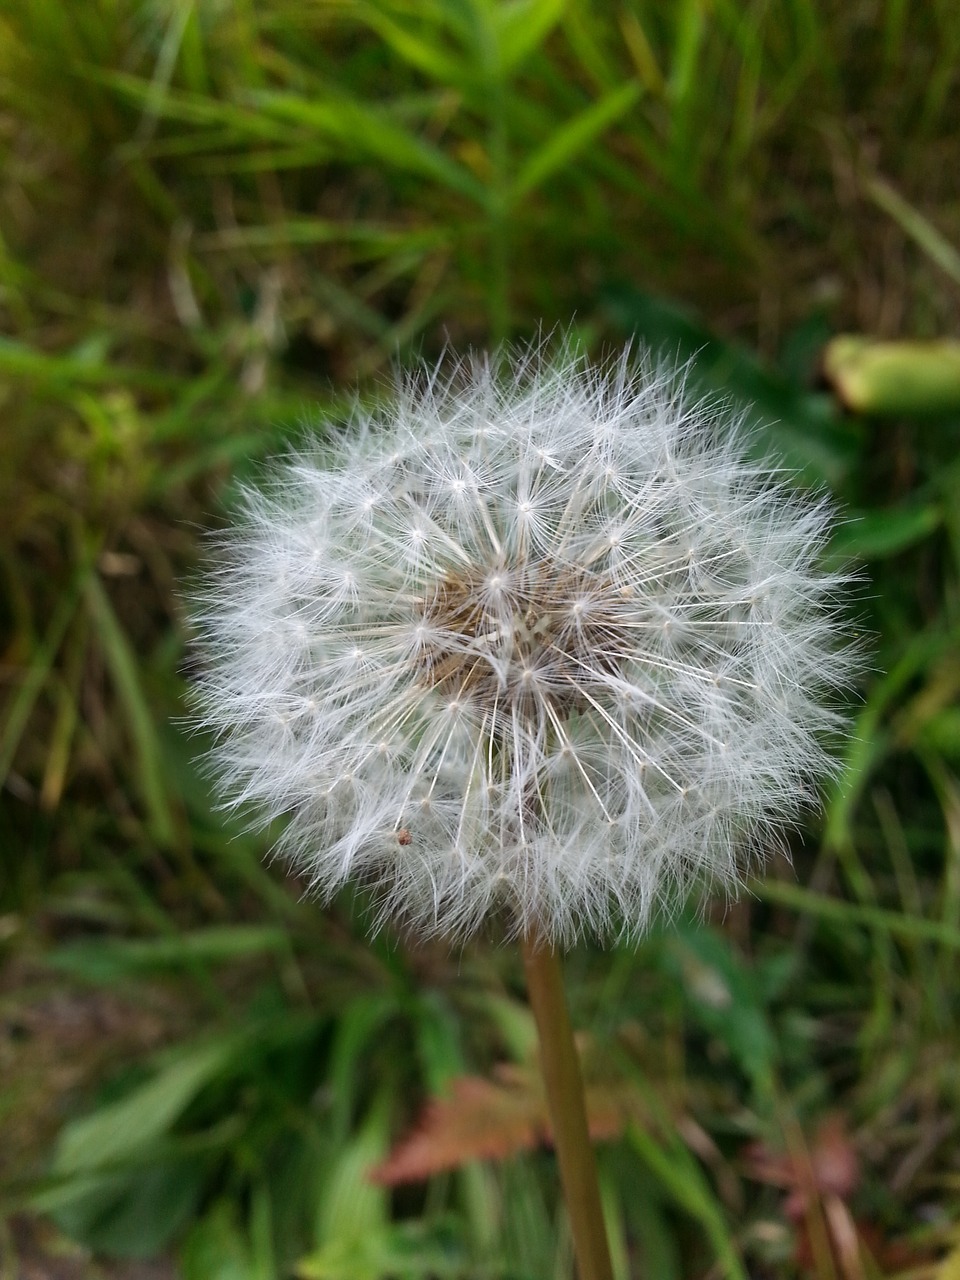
<box><xmin>522</xmin><ymin>935</ymin><xmax>614</xmax><ymax>1280</ymax></box>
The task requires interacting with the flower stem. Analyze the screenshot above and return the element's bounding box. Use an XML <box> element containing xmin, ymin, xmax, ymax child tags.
<box><xmin>522</xmin><ymin>934</ymin><xmax>614</xmax><ymax>1280</ymax></box>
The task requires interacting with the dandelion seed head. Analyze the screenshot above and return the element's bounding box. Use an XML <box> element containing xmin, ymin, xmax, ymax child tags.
<box><xmin>191</xmin><ymin>343</ymin><xmax>858</xmax><ymax>944</ymax></box>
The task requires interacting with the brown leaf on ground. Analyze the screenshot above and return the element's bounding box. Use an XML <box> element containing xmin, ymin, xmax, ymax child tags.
<box><xmin>744</xmin><ymin>1114</ymin><xmax>866</xmax><ymax>1280</ymax></box>
<box><xmin>743</xmin><ymin>1112</ymin><xmax>859</xmax><ymax>1215</ymax></box>
<box><xmin>370</xmin><ymin>1062</ymin><xmax>642</xmax><ymax>1185</ymax></box>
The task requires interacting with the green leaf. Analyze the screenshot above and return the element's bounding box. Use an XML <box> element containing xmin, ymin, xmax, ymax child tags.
<box><xmin>628</xmin><ymin>1124</ymin><xmax>748</xmax><ymax>1280</ymax></box>
<box><xmin>252</xmin><ymin>91</ymin><xmax>489</xmax><ymax>205</ymax></box>
<box><xmin>327</xmin><ymin>995</ymin><xmax>400</xmax><ymax>1138</ymax></box>
<box><xmin>0</xmin><ymin>336</ymin><xmax>178</xmax><ymax>392</ymax></box>
<box><xmin>52</xmin><ymin>1038</ymin><xmax>242</xmax><ymax>1175</ymax></box>
<box><xmin>353</xmin><ymin>6</ymin><xmax>465</xmax><ymax>84</ymax></box>
<box><xmin>824</xmin><ymin>625</ymin><xmax>959</xmax><ymax>851</ymax></box>
<box><xmin>668</xmin><ymin>0</ymin><xmax>709</xmax><ymax>107</ymax></box>
<box><xmin>42</xmin><ymin>1160</ymin><xmax>206</xmax><ymax>1260</ymax></box>
<box><xmin>314</xmin><ymin>1100</ymin><xmax>392</xmax><ymax>1250</ymax></box>
<box><xmin>45</xmin><ymin>926</ymin><xmax>292</xmax><ymax>982</ymax></box>
<box><xmin>493</xmin><ymin>0</ymin><xmax>567</xmax><ymax>72</ymax></box>
<box><xmin>410</xmin><ymin>990</ymin><xmax>465</xmax><ymax>1093</ymax></box>
<box><xmin>197</xmin><ymin>219</ymin><xmax>448</xmax><ymax>255</ymax></box>
<box><xmin>603</xmin><ymin>285</ymin><xmax>858</xmax><ymax>485</ymax></box>
<box><xmin>298</xmin><ymin>1226</ymin><xmax>464</xmax><ymax>1280</ymax></box>
<box><xmin>830</xmin><ymin>503</ymin><xmax>941</xmax><ymax>559</ymax></box>
<box><xmin>511</xmin><ymin>81</ymin><xmax>641</xmax><ymax>202</ymax></box>
<box><xmin>665</xmin><ymin>926</ymin><xmax>777</xmax><ymax>1091</ymax></box>
<box><xmin>182</xmin><ymin>1199</ymin><xmax>275</xmax><ymax>1280</ymax></box>
<box><xmin>91</xmin><ymin>67</ymin><xmax>285</xmax><ymax>135</ymax></box>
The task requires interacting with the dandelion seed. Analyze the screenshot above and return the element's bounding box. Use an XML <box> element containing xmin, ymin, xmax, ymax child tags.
<box><xmin>191</xmin><ymin>343</ymin><xmax>857</xmax><ymax>945</ymax></box>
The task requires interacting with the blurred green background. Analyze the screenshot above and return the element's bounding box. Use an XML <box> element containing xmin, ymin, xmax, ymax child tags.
<box><xmin>2</xmin><ymin>2</ymin><xmax>959</xmax><ymax>1277</ymax></box>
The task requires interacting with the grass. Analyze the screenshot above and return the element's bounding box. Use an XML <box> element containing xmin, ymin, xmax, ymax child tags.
<box><xmin>2</xmin><ymin>1</ymin><xmax>960</xmax><ymax>1277</ymax></box>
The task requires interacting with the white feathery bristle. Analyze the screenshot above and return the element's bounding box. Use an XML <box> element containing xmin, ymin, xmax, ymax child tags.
<box><xmin>190</xmin><ymin>343</ymin><xmax>859</xmax><ymax>944</ymax></box>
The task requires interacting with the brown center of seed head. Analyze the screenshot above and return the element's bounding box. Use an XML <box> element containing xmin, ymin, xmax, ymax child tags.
<box><xmin>417</xmin><ymin>559</ymin><xmax>627</xmax><ymax>720</ymax></box>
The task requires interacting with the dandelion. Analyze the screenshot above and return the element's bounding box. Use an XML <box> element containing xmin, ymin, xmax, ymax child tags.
<box><xmin>191</xmin><ymin>341</ymin><xmax>856</xmax><ymax>1280</ymax></box>
<box><xmin>192</xmin><ymin>343</ymin><xmax>853</xmax><ymax>947</ymax></box>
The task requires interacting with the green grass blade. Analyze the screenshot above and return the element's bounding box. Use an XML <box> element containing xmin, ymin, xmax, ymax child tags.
<box><xmin>825</xmin><ymin>626</ymin><xmax>959</xmax><ymax>852</ymax></box>
<box><xmin>252</xmin><ymin>91</ymin><xmax>489</xmax><ymax>205</ymax></box>
<box><xmin>627</xmin><ymin>1124</ymin><xmax>748</xmax><ymax>1280</ymax></box>
<box><xmin>493</xmin><ymin>0</ymin><xmax>567</xmax><ymax>72</ymax></box>
<box><xmin>84</xmin><ymin>575</ymin><xmax>177</xmax><ymax>846</ymax></box>
<box><xmin>511</xmin><ymin>81</ymin><xmax>640</xmax><ymax>202</ymax></box>
<box><xmin>44</xmin><ymin>926</ymin><xmax>293</xmax><ymax>982</ymax></box>
<box><xmin>0</xmin><ymin>338</ymin><xmax>180</xmax><ymax>392</ymax></box>
<box><xmin>757</xmin><ymin>879</ymin><xmax>960</xmax><ymax>949</ymax></box>
<box><xmin>0</xmin><ymin>578</ymin><xmax>82</xmax><ymax>787</ymax></box>
<box><xmin>352</xmin><ymin>6</ymin><xmax>466</xmax><ymax>83</ymax></box>
<box><xmin>866</xmin><ymin>176</ymin><xmax>960</xmax><ymax>287</ymax></box>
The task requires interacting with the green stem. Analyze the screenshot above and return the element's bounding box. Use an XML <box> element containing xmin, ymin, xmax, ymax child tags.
<box><xmin>522</xmin><ymin>934</ymin><xmax>614</xmax><ymax>1280</ymax></box>
<box><xmin>486</xmin><ymin>102</ymin><xmax>511</xmax><ymax>346</ymax></box>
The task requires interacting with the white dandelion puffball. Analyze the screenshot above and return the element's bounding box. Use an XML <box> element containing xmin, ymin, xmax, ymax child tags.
<box><xmin>193</xmin><ymin>345</ymin><xmax>854</xmax><ymax>945</ymax></box>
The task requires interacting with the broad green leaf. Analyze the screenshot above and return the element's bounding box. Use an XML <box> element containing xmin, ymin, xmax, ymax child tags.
<box><xmin>314</xmin><ymin>1101</ymin><xmax>392</xmax><ymax>1248</ymax></box>
<box><xmin>182</xmin><ymin>1199</ymin><xmax>274</xmax><ymax>1280</ymax></box>
<box><xmin>830</xmin><ymin>503</ymin><xmax>941</xmax><ymax>559</ymax></box>
<box><xmin>410</xmin><ymin>990</ymin><xmax>465</xmax><ymax>1093</ymax></box>
<box><xmin>511</xmin><ymin>81</ymin><xmax>641</xmax><ymax>202</ymax></box>
<box><xmin>299</xmin><ymin>1220</ymin><xmax>467</xmax><ymax>1280</ymax></box>
<box><xmin>53</xmin><ymin>1038</ymin><xmax>242</xmax><ymax>1175</ymax></box>
<box><xmin>40</xmin><ymin>1160</ymin><xmax>206</xmax><ymax>1260</ymax></box>
<box><xmin>327</xmin><ymin>995</ymin><xmax>400</xmax><ymax>1137</ymax></box>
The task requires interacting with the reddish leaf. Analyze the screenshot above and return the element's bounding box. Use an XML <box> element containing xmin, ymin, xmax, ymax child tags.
<box><xmin>743</xmin><ymin>1114</ymin><xmax>868</xmax><ymax>1279</ymax></box>
<box><xmin>370</xmin><ymin>1062</ymin><xmax>641</xmax><ymax>1186</ymax></box>
<box><xmin>743</xmin><ymin>1113</ymin><xmax>859</xmax><ymax>1215</ymax></box>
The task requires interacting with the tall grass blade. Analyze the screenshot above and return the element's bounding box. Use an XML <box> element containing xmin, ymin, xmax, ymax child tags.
<box><xmin>511</xmin><ymin>81</ymin><xmax>641</xmax><ymax>201</ymax></box>
<box><xmin>84</xmin><ymin>575</ymin><xmax>177</xmax><ymax>845</ymax></box>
